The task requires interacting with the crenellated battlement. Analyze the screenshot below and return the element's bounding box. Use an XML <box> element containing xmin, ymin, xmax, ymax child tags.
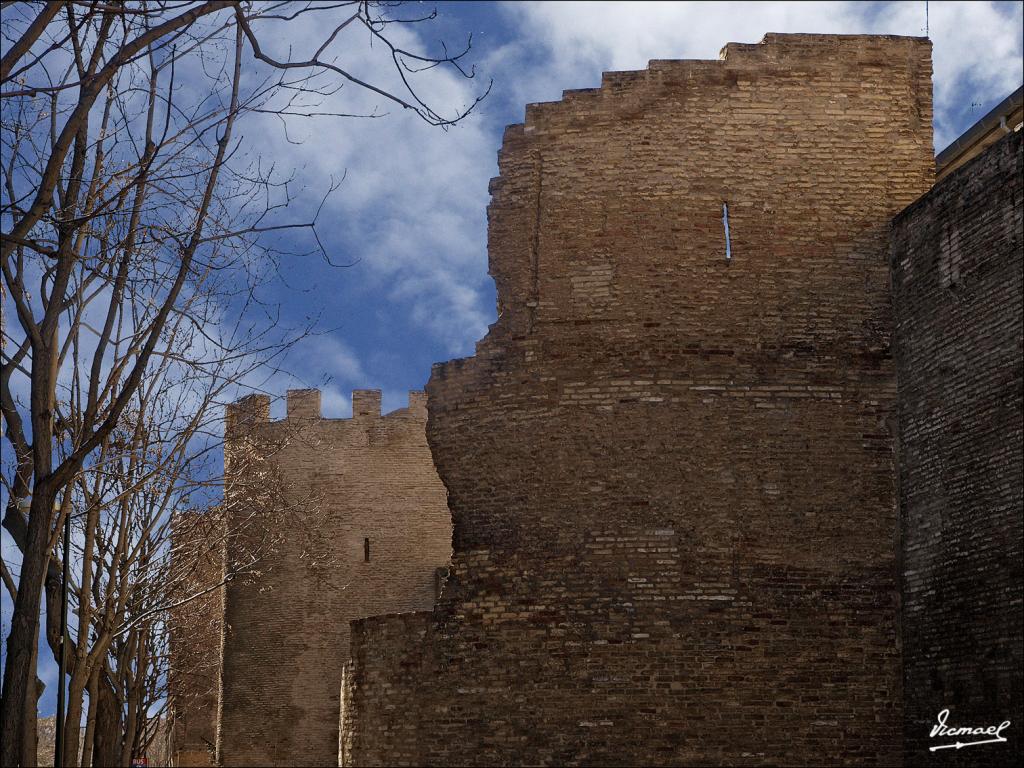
<box><xmin>224</xmin><ymin>393</ymin><xmax>270</xmax><ymax>438</ymax></box>
<box><xmin>286</xmin><ymin>388</ymin><xmax>320</xmax><ymax>420</ymax></box>
<box><xmin>351</xmin><ymin>388</ymin><xmax>380</xmax><ymax>418</ymax></box>
<box><xmin>225</xmin><ymin>388</ymin><xmax>429</xmax><ymax>434</ymax></box>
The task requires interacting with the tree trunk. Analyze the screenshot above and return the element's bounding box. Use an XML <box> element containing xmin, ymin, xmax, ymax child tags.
<box><xmin>68</xmin><ymin>483</ymin><xmax>99</xmax><ymax>768</ymax></box>
<box><xmin>91</xmin><ymin>679</ymin><xmax>122</xmax><ymax>768</ymax></box>
<box><xmin>120</xmin><ymin>627</ymin><xmax>144</xmax><ymax>767</ymax></box>
<box><xmin>63</xmin><ymin>664</ymin><xmax>88</xmax><ymax>767</ymax></box>
<box><xmin>20</xmin><ymin>626</ymin><xmax>40</xmax><ymax>767</ymax></box>
<box><xmin>1</xmin><ymin>489</ymin><xmax>56</xmax><ymax>767</ymax></box>
<box><xmin>81</xmin><ymin>666</ymin><xmax>100</xmax><ymax>768</ymax></box>
<box><xmin>119</xmin><ymin>691</ymin><xmax>136</xmax><ymax>768</ymax></box>
<box><xmin>32</xmin><ymin>676</ymin><xmax>45</xmax><ymax>766</ymax></box>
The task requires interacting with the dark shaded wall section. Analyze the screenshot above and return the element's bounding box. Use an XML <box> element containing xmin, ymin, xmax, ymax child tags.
<box><xmin>893</xmin><ymin>130</ymin><xmax>1023</xmax><ymax>767</ymax></box>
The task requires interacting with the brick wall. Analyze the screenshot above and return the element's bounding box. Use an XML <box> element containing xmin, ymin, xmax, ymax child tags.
<box><xmin>340</xmin><ymin>611</ymin><xmax>432</xmax><ymax>767</ymax></box>
<box><xmin>343</xmin><ymin>33</ymin><xmax>934</xmax><ymax>766</ymax></box>
<box><xmin>217</xmin><ymin>389</ymin><xmax>451</xmax><ymax>767</ymax></box>
<box><xmin>167</xmin><ymin>511</ymin><xmax>224</xmax><ymax>767</ymax></box>
<box><xmin>892</xmin><ymin>130</ymin><xmax>1023</xmax><ymax>766</ymax></box>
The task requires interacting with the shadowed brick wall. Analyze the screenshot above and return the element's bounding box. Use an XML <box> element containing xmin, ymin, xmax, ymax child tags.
<box><xmin>343</xmin><ymin>33</ymin><xmax>934</xmax><ymax>766</ymax></box>
<box><xmin>217</xmin><ymin>389</ymin><xmax>451</xmax><ymax>767</ymax></box>
<box><xmin>893</xmin><ymin>130</ymin><xmax>1023</xmax><ymax>767</ymax></box>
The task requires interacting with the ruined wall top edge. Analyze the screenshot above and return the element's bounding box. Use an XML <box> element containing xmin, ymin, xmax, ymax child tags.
<box><xmin>501</xmin><ymin>33</ymin><xmax>931</xmax><ymax>140</ymax></box>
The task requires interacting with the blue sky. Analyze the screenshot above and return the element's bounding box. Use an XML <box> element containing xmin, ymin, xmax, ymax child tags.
<box><xmin>252</xmin><ymin>0</ymin><xmax>1024</xmax><ymax>421</ymax></box>
<box><xmin>5</xmin><ymin>0</ymin><xmax>1023</xmax><ymax>721</ymax></box>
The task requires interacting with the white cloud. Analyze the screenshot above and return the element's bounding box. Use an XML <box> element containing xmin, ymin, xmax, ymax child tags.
<box><xmin>239</xmin><ymin>14</ymin><xmax>497</xmax><ymax>357</ymax></box>
<box><xmin>874</xmin><ymin>1</ymin><xmax>1024</xmax><ymax>147</ymax></box>
<box><xmin>301</xmin><ymin>335</ymin><xmax>367</xmax><ymax>385</ymax></box>
<box><xmin>319</xmin><ymin>386</ymin><xmax>352</xmax><ymax>419</ymax></box>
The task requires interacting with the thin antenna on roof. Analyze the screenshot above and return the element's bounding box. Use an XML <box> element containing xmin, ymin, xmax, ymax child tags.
<box><xmin>926</xmin><ymin>1</ymin><xmax>930</xmax><ymax>37</ymax></box>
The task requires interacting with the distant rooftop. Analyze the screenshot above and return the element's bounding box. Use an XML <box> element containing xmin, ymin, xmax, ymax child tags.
<box><xmin>936</xmin><ymin>85</ymin><xmax>1023</xmax><ymax>181</ymax></box>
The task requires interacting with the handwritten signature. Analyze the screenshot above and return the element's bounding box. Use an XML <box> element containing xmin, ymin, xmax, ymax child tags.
<box><xmin>929</xmin><ymin>709</ymin><xmax>1011</xmax><ymax>751</ymax></box>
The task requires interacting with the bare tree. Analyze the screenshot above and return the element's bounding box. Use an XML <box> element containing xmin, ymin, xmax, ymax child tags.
<box><xmin>0</xmin><ymin>2</ymin><xmax>488</xmax><ymax>763</ymax></box>
<box><xmin>41</xmin><ymin>370</ymin><xmax>317</xmax><ymax>767</ymax></box>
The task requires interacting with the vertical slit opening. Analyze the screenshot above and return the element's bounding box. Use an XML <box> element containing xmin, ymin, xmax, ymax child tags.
<box><xmin>722</xmin><ymin>201</ymin><xmax>732</xmax><ymax>260</ymax></box>
<box><xmin>364</xmin><ymin>537</ymin><xmax>370</xmax><ymax>562</ymax></box>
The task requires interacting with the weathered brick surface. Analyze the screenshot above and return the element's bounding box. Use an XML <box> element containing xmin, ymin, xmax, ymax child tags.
<box><xmin>892</xmin><ymin>131</ymin><xmax>1023</xmax><ymax>766</ymax></box>
<box><xmin>341</xmin><ymin>611</ymin><xmax>433</xmax><ymax>767</ymax></box>
<box><xmin>344</xmin><ymin>34</ymin><xmax>934</xmax><ymax>766</ymax></box>
<box><xmin>167</xmin><ymin>511</ymin><xmax>224</xmax><ymax>767</ymax></box>
<box><xmin>217</xmin><ymin>389</ymin><xmax>451</xmax><ymax>767</ymax></box>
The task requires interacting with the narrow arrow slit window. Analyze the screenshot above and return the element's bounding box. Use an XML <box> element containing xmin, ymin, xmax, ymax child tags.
<box><xmin>722</xmin><ymin>202</ymin><xmax>732</xmax><ymax>260</ymax></box>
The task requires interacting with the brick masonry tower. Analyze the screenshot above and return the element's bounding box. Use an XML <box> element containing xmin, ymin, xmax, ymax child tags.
<box><xmin>342</xmin><ymin>34</ymin><xmax>935</xmax><ymax>766</ymax></box>
<box><xmin>217</xmin><ymin>390</ymin><xmax>451</xmax><ymax>767</ymax></box>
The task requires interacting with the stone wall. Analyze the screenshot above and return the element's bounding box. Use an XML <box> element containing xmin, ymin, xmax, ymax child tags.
<box><xmin>892</xmin><ymin>130</ymin><xmax>1023</xmax><ymax>766</ymax></box>
<box><xmin>217</xmin><ymin>390</ymin><xmax>451</xmax><ymax>767</ymax></box>
<box><xmin>343</xmin><ymin>33</ymin><xmax>935</xmax><ymax>766</ymax></box>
